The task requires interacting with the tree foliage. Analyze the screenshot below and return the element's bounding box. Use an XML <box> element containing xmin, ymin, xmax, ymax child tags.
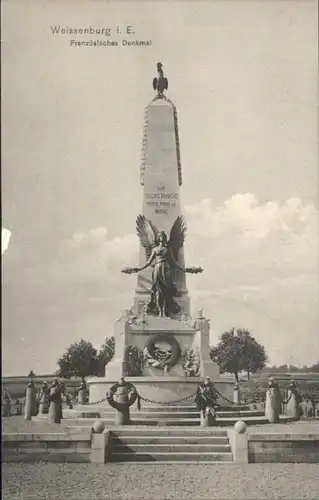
<box><xmin>56</xmin><ymin>339</ymin><xmax>98</xmax><ymax>383</ymax></box>
<box><xmin>310</xmin><ymin>361</ymin><xmax>319</xmax><ymax>373</ymax></box>
<box><xmin>210</xmin><ymin>328</ymin><xmax>267</xmax><ymax>381</ymax></box>
<box><xmin>263</xmin><ymin>361</ymin><xmax>319</xmax><ymax>374</ymax></box>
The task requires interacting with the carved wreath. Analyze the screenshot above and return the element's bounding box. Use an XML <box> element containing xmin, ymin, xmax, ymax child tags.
<box><xmin>143</xmin><ymin>333</ymin><xmax>181</xmax><ymax>370</ymax></box>
<box><xmin>106</xmin><ymin>381</ymin><xmax>138</xmax><ymax>410</ymax></box>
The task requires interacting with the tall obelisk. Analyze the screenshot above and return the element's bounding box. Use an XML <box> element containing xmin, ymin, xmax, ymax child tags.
<box><xmin>134</xmin><ymin>64</ymin><xmax>190</xmax><ymax>317</ymax></box>
<box><xmin>88</xmin><ymin>63</ymin><xmax>223</xmax><ymax>402</ymax></box>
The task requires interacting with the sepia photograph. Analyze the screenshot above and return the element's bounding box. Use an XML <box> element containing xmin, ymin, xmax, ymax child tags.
<box><xmin>2</xmin><ymin>0</ymin><xmax>319</xmax><ymax>498</ymax></box>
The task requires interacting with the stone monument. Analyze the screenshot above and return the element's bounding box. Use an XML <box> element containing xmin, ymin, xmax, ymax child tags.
<box><xmin>88</xmin><ymin>63</ymin><xmax>233</xmax><ymax>404</ymax></box>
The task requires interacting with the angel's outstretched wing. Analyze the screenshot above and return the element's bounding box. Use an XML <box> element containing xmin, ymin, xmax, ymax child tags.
<box><xmin>136</xmin><ymin>215</ymin><xmax>159</xmax><ymax>260</ymax></box>
<box><xmin>168</xmin><ymin>216</ymin><xmax>187</xmax><ymax>261</ymax></box>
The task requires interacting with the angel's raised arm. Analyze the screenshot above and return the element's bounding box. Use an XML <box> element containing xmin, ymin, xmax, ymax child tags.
<box><xmin>121</xmin><ymin>248</ymin><xmax>156</xmax><ymax>275</ymax></box>
<box><xmin>138</xmin><ymin>249</ymin><xmax>156</xmax><ymax>271</ymax></box>
<box><xmin>168</xmin><ymin>248</ymin><xmax>203</xmax><ymax>275</ymax></box>
<box><xmin>169</xmin><ymin>248</ymin><xmax>186</xmax><ymax>273</ymax></box>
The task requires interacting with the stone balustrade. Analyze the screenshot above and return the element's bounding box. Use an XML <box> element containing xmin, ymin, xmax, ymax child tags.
<box><xmin>3</xmin><ymin>433</ymin><xmax>92</xmax><ymax>463</ymax></box>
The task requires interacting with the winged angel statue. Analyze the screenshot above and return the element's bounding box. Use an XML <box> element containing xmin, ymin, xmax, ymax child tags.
<box><xmin>122</xmin><ymin>215</ymin><xmax>203</xmax><ymax>317</ymax></box>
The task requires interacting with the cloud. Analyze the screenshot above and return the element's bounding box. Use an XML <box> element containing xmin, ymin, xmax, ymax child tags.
<box><xmin>185</xmin><ymin>193</ymin><xmax>317</xmax><ymax>242</ymax></box>
<box><xmin>16</xmin><ymin>193</ymin><xmax>315</xmax><ymax>304</ymax></box>
<box><xmin>53</xmin><ymin>228</ymin><xmax>138</xmax><ymax>285</ymax></box>
<box><xmin>183</xmin><ymin>194</ymin><xmax>318</xmax><ymax>365</ymax></box>
<box><xmin>2</xmin><ymin>193</ymin><xmax>318</xmax><ymax>372</ymax></box>
<box><xmin>185</xmin><ymin>193</ymin><xmax>317</xmax><ymax>279</ymax></box>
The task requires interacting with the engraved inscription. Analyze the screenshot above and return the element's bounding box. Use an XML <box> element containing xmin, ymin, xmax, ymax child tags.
<box><xmin>145</xmin><ymin>186</ymin><xmax>178</xmax><ymax>215</ymax></box>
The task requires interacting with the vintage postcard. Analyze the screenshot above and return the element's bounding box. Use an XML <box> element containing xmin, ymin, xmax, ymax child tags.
<box><xmin>2</xmin><ymin>0</ymin><xmax>318</xmax><ymax>498</ymax></box>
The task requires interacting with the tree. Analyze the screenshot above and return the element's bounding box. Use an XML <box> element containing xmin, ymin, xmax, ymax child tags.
<box><xmin>210</xmin><ymin>328</ymin><xmax>267</xmax><ymax>382</ymax></box>
<box><xmin>310</xmin><ymin>361</ymin><xmax>319</xmax><ymax>373</ymax></box>
<box><xmin>56</xmin><ymin>339</ymin><xmax>98</xmax><ymax>383</ymax></box>
<box><xmin>95</xmin><ymin>337</ymin><xmax>115</xmax><ymax>376</ymax></box>
<box><xmin>277</xmin><ymin>364</ymin><xmax>289</xmax><ymax>372</ymax></box>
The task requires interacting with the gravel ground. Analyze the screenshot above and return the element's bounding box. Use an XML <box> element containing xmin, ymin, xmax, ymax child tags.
<box><xmin>3</xmin><ymin>418</ymin><xmax>319</xmax><ymax>499</ymax></box>
<box><xmin>3</xmin><ymin>462</ymin><xmax>319</xmax><ymax>500</ymax></box>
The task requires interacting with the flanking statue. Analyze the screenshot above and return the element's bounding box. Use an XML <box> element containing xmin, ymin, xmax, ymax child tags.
<box><xmin>122</xmin><ymin>215</ymin><xmax>203</xmax><ymax>317</ymax></box>
<box><xmin>195</xmin><ymin>376</ymin><xmax>219</xmax><ymax>420</ymax></box>
<box><xmin>48</xmin><ymin>378</ymin><xmax>63</xmax><ymax>424</ymax></box>
<box><xmin>38</xmin><ymin>381</ymin><xmax>49</xmax><ymax>414</ymax></box>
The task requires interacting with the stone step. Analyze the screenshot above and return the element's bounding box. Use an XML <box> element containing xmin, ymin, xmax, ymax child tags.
<box><xmin>119</xmin><ymin>410</ymin><xmax>264</xmax><ymax>417</ymax></box>
<box><xmin>74</xmin><ymin>404</ymin><xmax>251</xmax><ymax>413</ymax></box>
<box><xmin>62</xmin><ymin>417</ymin><xmax>200</xmax><ymax>426</ymax></box>
<box><xmin>216</xmin><ymin>405</ymin><xmax>251</xmax><ymax>411</ymax></box>
<box><xmin>111</xmin><ymin>443</ymin><xmax>232</xmax><ymax>453</ymax></box>
<box><xmin>62</xmin><ymin>415</ymin><xmax>274</xmax><ymax>426</ymax></box>
<box><xmin>75</xmin><ymin>405</ymin><xmax>199</xmax><ymax>413</ymax></box>
<box><xmin>63</xmin><ymin>409</ymin><xmax>264</xmax><ymax>419</ymax></box>
<box><xmin>141</xmin><ymin>410</ymin><xmax>263</xmax><ymax>418</ymax></box>
<box><xmin>109</xmin><ymin>451</ymin><xmax>233</xmax><ymax>462</ymax></box>
<box><xmin>111</xmin><ymin>428</ymin><xmax>228</xmax><ymax>436</ymax></box>
<box><xmin>119</xmin><ymin>411</ymin><xmax>200</xmax><ymax>419</ymax></box>
<box><xmin>110</xmin><ymin>435</ymin><xmax>230</xmax><ymax>445</ymax></box>
<box><xmin>107</xmin><ymin>461</ymin><xmax>234</xmax><ymax>464</ymax></box>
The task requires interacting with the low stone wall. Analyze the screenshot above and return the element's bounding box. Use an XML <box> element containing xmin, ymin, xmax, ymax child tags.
<box><xmin>248</xmin><ymin>433</ymin><xmax>319</xmax><ymax>463</ymax></box>
<box><xmin>4</xmin><ymin>427</ymin><xmax>319</xmax><ymax>464</ymax></box>
<box><xmin>3</xmin><ymin>433</ymin><xmax>92</xmax><ymax>463</ymax></box>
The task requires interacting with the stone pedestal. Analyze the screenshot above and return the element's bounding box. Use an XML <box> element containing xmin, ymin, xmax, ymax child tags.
<box><xmin>38</xmin><ymin>384</ymin><xmax>49</xmax><ymax>415</ymax></box>
<box><xmin>48</xmin><ymin>402</ymin><xmax>62</xmax><ymax>424</ymax></box>
<box><xmin>286</xmin><ymin>391</ymin><xmax>301</xmax><ymax>420</ymax></box>
<box><xmin>104</xmin><ymin>310</ymin><xmax>219</xmax><ymax>381</ymax></box>
<box><xmin>103</xmin><ymin>311</ymin><xmax>130</xmax><ymax>380</ymax></box>
<box><xmin>114</xmin><ymin>385</ymin><xmax>131</xmax><ymax>426</ymax></box>
<box><xmin>233</xmin><ymin>385</ymin><xmax>240</xmax><ymax>405</ymax></box>
<box><xmin>24</xmin><ymin>386</ymin><xmax>34</xmax><ymax>421</ymax></box>
<box><xmin>2</xmin><ymin>399</ymin><xmax>11</xmax><ymax>417</ymax></box>
<box><xmin>89</xmin><ymin>301</ymin><xmax>229</xmax><ymax>406</ymax></box>
<box><xmin>38</xmin><ymin>400</ymin><xmax>49</xmax><ymax>415</ymax></box>
<box><xmin>24</xmin><ymin>382</ymin><xmax>37</xmax><ymax>420</ymax></box>
<box><xmin>78</xmin><ymin>389</ymin><xmax>87</xmax><ymax>404</ymax></box>
<box><xmin>265</xmin><ymin>387</ymin><xmax>281</xmax><ymax>423</ymax></box>
<box><xmin>200</xmin><ymin>410</ymin><xmax>216</xmax><ymax>427</ymax></box>
<box><xmin>91</xmin><ymin>431</ymin><xmax>109</xmax><ymax>464</ymax></box>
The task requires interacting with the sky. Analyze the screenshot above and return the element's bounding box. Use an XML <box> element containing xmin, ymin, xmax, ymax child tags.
<box><xmin>2</xmin><ymin>0</ymin><xmax>318</xmax><ymax>376</ymax></box>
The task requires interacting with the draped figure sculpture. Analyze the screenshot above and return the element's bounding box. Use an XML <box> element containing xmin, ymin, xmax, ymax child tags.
<box><xmin>122</xmin><ymin>215</ymin><xmax>203</xmax><ymax>317</ymax></box>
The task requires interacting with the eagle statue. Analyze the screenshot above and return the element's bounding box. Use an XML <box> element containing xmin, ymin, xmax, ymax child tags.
<box><xmin>152</xmin><ymin>62</ymin><xmax>168</xmax><ymax>96</ymax></box>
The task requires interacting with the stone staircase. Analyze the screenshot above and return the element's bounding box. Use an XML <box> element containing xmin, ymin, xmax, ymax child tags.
<box><xmin>59</xmin><ymin>404</ymin><xmax>284</xmax><ymax>427</ymax></box>
<box><xmin>107</xmin><ymin>427</ymin><xmax>233</xmax><ymax>463</ymax></box>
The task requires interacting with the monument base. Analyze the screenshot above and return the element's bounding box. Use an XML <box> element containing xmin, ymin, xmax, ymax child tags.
<box><xmin>94</xmin><ymin>308</ymin><xmax>228</xmax><ymax>407</ymax></box>
<box><xmin>106</xmin><ymin>309</ymin><xmax>220</xmax><ymax>380</ymax></box>
<box><xmin>87</xmin><ymin>376</ymin><xmax>235</xmax><ymax>406</ymax></box>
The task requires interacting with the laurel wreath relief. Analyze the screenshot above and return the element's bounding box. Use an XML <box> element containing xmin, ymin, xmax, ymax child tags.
<box><xmin>143</xmin><ymin>334</ymin><xmax>181</xmax><ymax>371</ymax></box>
